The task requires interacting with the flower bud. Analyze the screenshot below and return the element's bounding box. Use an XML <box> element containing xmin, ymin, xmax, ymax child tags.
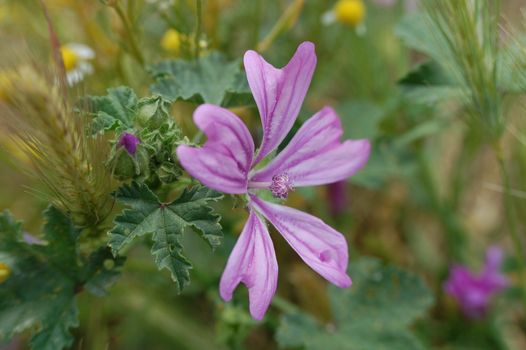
<box><xmin>161</xmin><ymin>29</ymin><xmax>182</xmax><ymax>54</ymax></box>
<box><xmin>108</xmin><ymin>137</ymin><xmax>150</xmax><ymax>181</ymax></box>
<box><xmin>135</xmin><ymin>97</ymin><xmax>171</xmax><ymax>130</ymax></box>
<box><xmin>157</xmin><ymin>161</ymin><xmax>183</xmax><ymax>184</ymax></box>
<box><xmin>118</xmin><ymin>132</ymin><xmax>141</xmax><ymax>155</ymax></box>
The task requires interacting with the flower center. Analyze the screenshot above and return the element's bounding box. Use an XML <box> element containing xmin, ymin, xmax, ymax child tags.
<box><xmin>268</xmin><ymin>173</ymin><xmax>294</xmax><ymax>199</ymax></box>
<box><xmin>334</xmin><ymin>0</ymin><xmax>365</xmax><ymax>27</ymax></box>
<box><xmin>60</xmin><ymin>47</ymin><xmax>78</xmax><ymax>72</ymax></box>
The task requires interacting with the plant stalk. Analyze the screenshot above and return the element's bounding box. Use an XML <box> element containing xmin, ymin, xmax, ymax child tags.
<box><xmin>112</xmin><ymin>1</ymin><xmax>145</xmax><ymax>66</ymax></box>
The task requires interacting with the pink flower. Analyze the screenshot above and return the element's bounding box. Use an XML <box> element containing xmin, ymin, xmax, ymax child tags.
<box><xmin>444</xmin><ymin>246</ymin><xmax>508</xmax><ymax>319</ymax></box>
<box><xmin>177</xmin><ymin>42</ymin><xmax>371</xmax><ymax>319</ymax></box>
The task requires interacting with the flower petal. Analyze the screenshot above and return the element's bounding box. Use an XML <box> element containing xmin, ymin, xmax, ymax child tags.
<box><xmin>244</xmin><ymin>42</ymin><xmax>317</xmax><ymax>164</ymax></box>
<box><xmin>251</xmin><ymin>107</ymin><xmax>371</xmax><ymax>187</ymax></box>
<box><xmin>176</xmin><ymin>104</ymin><xmax>254</xmax><ymax>194</ymax></box>
<box><xmin>66</xmin><ymin>43</ymin><xmax>95</xmax><ymax>60</ymax></box>
<box><xmin>219</xmin><ymin>210</ymin><xmax>278</xmax><ymax>320</ymax></box>
<box><xmin>251</xmin><ymin>196</ymin><xmax>351</xmax><ymax>288</ymax></box>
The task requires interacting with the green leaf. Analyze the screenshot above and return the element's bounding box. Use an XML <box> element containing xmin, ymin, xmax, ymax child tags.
<box><xmin>148</xmin><ymin>52</ymin><xmax>251</xmax><ymax>106</ymax></box>
<box><xmin>336</xmin><ymin>100</ymin><xmax>386</xmax><ymax>140</ymax></box>
<box><xmin>276</xmin><ymin>258</ymin><xmax>434</xmax><ymax>350</ymax></box>
<box><xmin>82</xmin><ymin>247</ymin><xmax>126</xmax><ymax>297</ymax></box>
<box><xmin>395</xmin><ymin>12</ymin><xmax>446</xmax><ymax>63</ymax></box>
<box><xmin>0</xmin><ymin>208</ymin><xmax>123</xmax><ymax>349</ymax></box>
<box><xmin>83</xmin><ymin>86</ymin><xmax>138</xmax><ymax>134</ymax></box>
<box><xmin>398</xmin><ymin>61</ymin><xmax>466</xmax><ymax>106</ymax></box>
<box><xmin>0</xmin><ymin>209</ymin><xmax>79</xmax><ymax>350</ymax></box>
<box><xmin>399</xmin><ymin>61</ymin><xmax>451</xmax><ymax>87</ymax></box>
<box><xmin>109</xmin><ymin>182</ymin><xmax>223</xmax><ymax>291</ymax></box>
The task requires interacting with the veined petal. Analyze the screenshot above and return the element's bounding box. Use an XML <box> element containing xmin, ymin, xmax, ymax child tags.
<box><xmin>176</xmin><ymin>104</ymin><xmax>254</xmax><ymax>194</ymax></box>
<box><xmin>219</xmin><ymin>210</ymin><xmax>278</xmax><ymax>320</ymax></box>
<box><xmin>244</xmin><ymin>42</ymin><xmax>317</xmax><ymax>164</ymax></box>
<box><xmin>251</xmin><ymin>196</ymin><xmax>351</xmax><ymax>288</ymax></box>
<box><xmin>251</xmin><ymin>107</ymin><xmax>371</xmax><ymax>187</ymax></box>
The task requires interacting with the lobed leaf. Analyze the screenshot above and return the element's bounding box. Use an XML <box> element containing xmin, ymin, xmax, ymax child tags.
<box><xmin>82</xmin><ymin>86</ymin><xmax>138</xmax><ymax>134</ymax></box>
<box><xmin>0</xmin><ymin>209</ymin><xmax>78</xmax><ymax>350</ymax></box>
<box><xmin>108</xmin><ymin>182</ymin><xmax>223</xmax><ymax>292</ymax></box>
<box><xmin>148</xmin><ymin>52</ymin><xmax>252</xmax><ymax>106</ymax></box>
<box><xmin>0</xmin><ymin>208</ymin><xmax>124</xmax><ymax>349</ymax></box>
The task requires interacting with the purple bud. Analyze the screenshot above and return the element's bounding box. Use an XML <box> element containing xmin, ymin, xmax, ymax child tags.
<box><xmin>444</xmin><ymin>247</ymin><xmax>508</xmax><ymax>319</ymax></box>
<box><xmin>118</xmin><ymin>132</ymin><xmax>141</xmax><ymax>155</ymax></box>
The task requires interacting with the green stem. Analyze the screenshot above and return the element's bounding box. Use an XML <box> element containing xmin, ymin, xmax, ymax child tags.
<box><xmin>112</xmin><ymin>2</ymin><xmax>145</xmax><ymax>66</ymax></box>
<box><xmin>494</xmin><ymin>141</ymin><xmax>526</xmax><ymax>312</ymax></box>
<box><xmin>194</xmin><ymin>0</ymin><xmax>203</xmax><ymax>59</ymax></box>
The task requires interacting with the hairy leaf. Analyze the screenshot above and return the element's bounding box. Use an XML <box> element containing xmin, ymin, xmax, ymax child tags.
<box><xmin>82</xmin><ymin>86</ymin><xmax>138</xmax><ymax>134</ymax></box>
<box><xmin>0</xmin><ymin>209</ymin><xmax>78</xmax><ymax>350</ymax></box>
<box><xmin>148</xmin><ymin>52</ymin><xmax>251</xmax><ymax>106</ymax></box>
<box><xmin>109</xmin><ymin>182</ymin><xmax>223</xmax><ymax>291</ymax></box>
<box><xmin>276</xmin><ymin>258</ymin><xmax>434</xmax><ymax>350</ymax></box>
<box><xmin>0</xmin><ymin>208</ymin><xmax>124</xmax><ymax>349</ymax></box>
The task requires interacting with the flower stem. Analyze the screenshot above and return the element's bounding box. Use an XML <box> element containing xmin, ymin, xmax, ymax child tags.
<box><xmin>494</xmin><ymin>141</ymin><xmax>526</xmax><ymax>312</ymax></box>
<box><xmin>256</xmin><ymin>0</ymin><xmax>304</xmax><ymax>53</ymax></box>
<box><xmin>194</xmin><ymin>0</ymin><xmax>203</xmax><ymax>59</ymax></box>
<box><xmin>111</xmin><ymin>1</ymin><xmax>145</xmax><ymax>66</ymax></box>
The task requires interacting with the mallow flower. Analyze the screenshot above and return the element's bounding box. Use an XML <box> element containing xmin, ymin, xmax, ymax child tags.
<box><xmin>177</xmin><ymin>42</ymin><xmax>371</xmax><ymax>319</ymax></box>
<box><xmin>444</xmin><ymin>246</ymin><xmax>508</xmax><ymax>319</ymax></box>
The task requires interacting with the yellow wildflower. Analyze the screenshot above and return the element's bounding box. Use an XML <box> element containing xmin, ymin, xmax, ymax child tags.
<box><xmin>334</xmin><ymin>0</ymin><xmax>366</xmax><ymax>27</ymax></box>
<box><xmin>161</xmin><ymin>29</ymin><xmax>182</xmax><ymax>54</ymax></box>
<box><xmin>60</xmin><ymin>46</ymin><xmax>78</xmax><ymax>72</ymax></box>
<box><xmin>59</xmin><ymin>43</ymin><xmax>95</xmax><ymax>85</ymax></box>
<box><xmin>0</xmin><ymin>263</ymin><xmax>10</xmax><ymax>284</ymax></box>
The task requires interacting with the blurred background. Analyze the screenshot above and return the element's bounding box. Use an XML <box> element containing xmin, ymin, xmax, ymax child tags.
<box><xmin>1</xmin><ymin>0</ymin><xmax>526</xmax><ymax>349</ymax></box>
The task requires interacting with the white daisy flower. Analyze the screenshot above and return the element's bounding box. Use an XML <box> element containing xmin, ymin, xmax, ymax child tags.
<box><xmin>60</xmin><ymin>43</ymin><xmax>95</xmax><ymax>86</ymax></box>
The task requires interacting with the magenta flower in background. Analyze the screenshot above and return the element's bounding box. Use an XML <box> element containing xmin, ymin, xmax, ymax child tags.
<box><xmin>177</xmin><ymin>42</ymin><xmax>371</xmax><ymax>319</ymax></box>
<box><xmin>118</xmin><ymin>132</ymin><xmax>140</xmax><ymax>155</ymax></box>
<box><xmin>444</xmin><ymin>246</ymin><xmax>508</xmax><ymax>319</ymax></box>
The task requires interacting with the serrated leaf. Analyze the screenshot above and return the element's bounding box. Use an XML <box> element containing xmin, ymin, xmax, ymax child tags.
<box><xmin>0</xmin><ymin>209</ymin><xmax>79</xmax><ymax>350</ymax></box>
<box><xmin>28</xmin><ymin>297</ymin><xmax>79</xmax><ymax>350</ymax></box>
<box><xmin>276</xmin><ymin>258</ymin><xmax>434</xmax><ymax>350</ymax></box>
<box><xmin>83</xmin><ymin>86</ymin><xmax>138</xmax><ymax>134</ymax></box>
<box><xmin>148</xmin><ymin>52</ymin><xmax>251</xmax><ymax>106</ymax></box>
<box><xmin>0</xmin><ymin>208</ymin><xmax>122</xmax><ymax>349</ymax></box>
<box><xmin>108</xmin><ymin>182</ymin><xmax>223</xmax><ymax>292</ymax></box>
